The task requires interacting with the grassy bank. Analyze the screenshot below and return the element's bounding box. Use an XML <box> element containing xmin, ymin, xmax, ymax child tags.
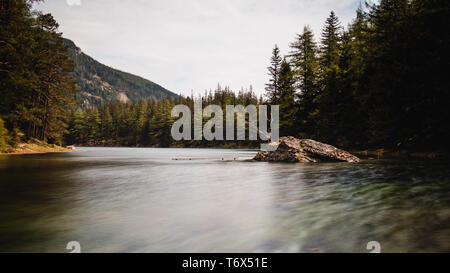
<box><xmin>0</xmin><ymin>139</ymin><xmax>72</xmax><ymax>155</ymax></box>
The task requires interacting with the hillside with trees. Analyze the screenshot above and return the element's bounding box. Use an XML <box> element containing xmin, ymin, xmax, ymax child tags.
<box><xmin>64</xmin><ymin>38</ymin><xmax>178</xmax><ymax>107</ymax></box>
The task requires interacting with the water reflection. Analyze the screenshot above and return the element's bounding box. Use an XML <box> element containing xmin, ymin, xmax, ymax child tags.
<box><xmin>0</xmin><ymin>148</ymin><xmax>449</xmax><ymax>252</ymax></box>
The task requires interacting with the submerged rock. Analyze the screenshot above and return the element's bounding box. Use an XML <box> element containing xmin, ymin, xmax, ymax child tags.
<box><xmin>254</xmin><ymin>136</ymin><xmax>360</xmax><ymax>163</ymax></box>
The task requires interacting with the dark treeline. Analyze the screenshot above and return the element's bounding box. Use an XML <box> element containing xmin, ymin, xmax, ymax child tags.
<box><xmin>0</xmin><ymin>0</ymin><xmax>77</xmax><ymax>151</ymax></box>
<box><xmin>66</xmin><ymin>85</ymin><xmax>262</xmax><ymax>148</ymax></box>
<box><xmin>268</xmin><ymin>0</ymin><xmax>450</xmax><ymax>151</ymax></box>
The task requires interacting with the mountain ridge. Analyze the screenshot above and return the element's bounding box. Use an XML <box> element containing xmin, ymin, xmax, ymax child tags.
<box><xmin>63</xmin><ymin>38</ymin><xmax>178</xmax><ymax>106</ymax></box>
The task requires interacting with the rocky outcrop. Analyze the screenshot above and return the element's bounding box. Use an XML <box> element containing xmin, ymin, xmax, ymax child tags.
<box><xmin>254</xmin><ymin>136</ymin><xmax>360</xmax><ymax>163</ymax></box>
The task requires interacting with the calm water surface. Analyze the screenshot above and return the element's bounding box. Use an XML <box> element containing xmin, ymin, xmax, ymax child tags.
<box><xmin>0</xmin><ymin>148</ymin><xmax>449</xmax><ymax>253</ymax></box>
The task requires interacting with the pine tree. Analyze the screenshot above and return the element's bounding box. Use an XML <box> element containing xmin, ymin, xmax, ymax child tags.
<box><xmin>71</xmin><ymin>109</ymin><xmax>86</xmax><ymax>144</ymax></box>
<box><xmin>278</xmin><ymin>59</ymin><xmax>297</xmax><ymax>136</ymax></box>
<box><xmin>133</xmin><ymin>101</ymin><xmax>147</xmax><ymax>144</ymax></box>
<box><xmin>0</xmin><ymin>1</ymin><xmax>77</xmax><ymax>145</ymax></box>
<box><xmin>335</xmin><ymin>7</ymin><xmax>370</xmax><ymax>147</ymax></box>
<box><xmin>364</xmin><ymin>0</ymin><xmax>415</xmax><ymax>148</ymax></box>
<box><xmin>265</xmin><ymin>45</ymin><xmax>282</xmax><ymax>104</ymax></box>
<box><xmin>317</xmin><ymin>11</ymin><xmax>342</xmax><ymax>142</ymax></box>
<box><xmin>35</xmin><ymin>14</ymin><xmax>77</xmax><ymax>143</ymax></box>
<box><xmin>320</xmin><ymin>11</ymin><xmax>342</xmax><ymax>75</ymax></box>
<box><xmin>86</xmin><ymin>108</ymin><xmax>101</xmax><ymax>144</ymax></box>
<box><xmin>289</xmin><ymin>26</ymin><xmax>319</xmax><ymax>97</ymax></box>
<box><xmin>102</xmin><ymin>106</ymin><xmax>114</xmax><ymax>143</ymax></box>
<box><xmin>1</xmin><ymin>0</ymin><xmax>38</xmax><ymax>137</ymax></box>
<box><xmin>289</xmin><ymin>26</ymin><xmax>320</xmax><ymax>137</ymax></box>
<box><xmin>0</xmin><ymin>118</ymin><xmax>8</xmax><ymax>152</ymax></box>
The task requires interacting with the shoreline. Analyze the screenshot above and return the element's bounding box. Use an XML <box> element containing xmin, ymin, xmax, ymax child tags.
<box><xmin>64</xmin><ymin>145</ymin><xmax>448</xmax><ymax>160</ymax></box>
<box><xmin>351</xmin><ymin>149</ymin><xmax>448</xmax><ymax>160</ymax></box>
<box><xmin>0</xmin><ymin>150</ymin><xmax>83</xmax><ymax>156</ymax></box>
<box><xmin>1</xmin><ymin>144</ymin><xmax>446</xmax><ymax>160</ymax></box>
<box><xmin>0</xmin><ymin>141</ymin><xmax>83</xmax><ymax>156</ymax></box>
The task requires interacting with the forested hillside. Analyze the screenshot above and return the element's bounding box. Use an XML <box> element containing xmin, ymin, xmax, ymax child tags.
<box><xmin>63</xmin><ymin>38</ymin><xmax>178</xmax><ymax>106</ymax></box>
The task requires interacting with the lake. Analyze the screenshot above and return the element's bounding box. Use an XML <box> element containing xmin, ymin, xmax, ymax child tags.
<box><xmin>0</xmin><ymin>148</ymin><xmax>449</xmax><ymax>253</ymax></box>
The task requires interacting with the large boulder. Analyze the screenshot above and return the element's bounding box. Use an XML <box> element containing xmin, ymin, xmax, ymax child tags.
<box><xmin>254</xmin><ymin>136</ymin><xmax>360</xmax><ymax>163</ymax></box>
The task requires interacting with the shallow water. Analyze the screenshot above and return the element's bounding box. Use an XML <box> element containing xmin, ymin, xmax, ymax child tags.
<box><xmin>0</xmin><ymin>147</ymin><xmax>449</xmax><ymax>253</ymax></box>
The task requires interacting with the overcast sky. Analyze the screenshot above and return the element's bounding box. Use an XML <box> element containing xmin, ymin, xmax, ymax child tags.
<box><xmin>35</xmin><ymin>0</ymin><xmax>362</xmax><ymax>96</ymax></box>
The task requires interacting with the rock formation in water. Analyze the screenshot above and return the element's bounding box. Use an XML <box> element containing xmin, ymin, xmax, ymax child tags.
<box><xmin>254</xmin><ymin>136</ymin><xmax>360</xmax><ymax>163</ymax></box>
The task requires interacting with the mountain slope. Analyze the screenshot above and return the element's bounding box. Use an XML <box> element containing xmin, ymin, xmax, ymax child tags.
<box><xmin>63</xmin><ymin>38</ymin><xmax>178</xmax><ymax>106</ymax></box>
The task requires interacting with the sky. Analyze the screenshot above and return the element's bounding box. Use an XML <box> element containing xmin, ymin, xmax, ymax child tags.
<box><xmin>35</xmin><ymin>0</ymin><xmax>362</xmax><ymax>97</ymax></box>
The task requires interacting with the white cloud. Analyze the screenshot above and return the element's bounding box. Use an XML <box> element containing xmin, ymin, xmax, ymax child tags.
<box><xmin>66</xmin><ymin>0</ymin><xmax>81</xmax><ymax>6</ymax></box>
<box><xmin>36</xmin><ymin>0</ymin><xmax>361</xmax><ymax>96</ymax></box>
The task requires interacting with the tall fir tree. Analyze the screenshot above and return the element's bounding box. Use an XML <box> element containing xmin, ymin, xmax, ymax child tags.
<box><xmin>335</xmin><ymin>6</ymin><xmax>370</xmax><ymax>147</ymax></box>
<box><xmin>317</xmin><ymin>11</ymin><xmax>342</xmax><ymax>142</ymax></box>
<box><xmin>278</xmin><ymin>59</ymin><xmax>297</xmax><ymax>136</ymax></box>
<box><xmin>0</xmin><ymin>0</ymin><xmax>77</xmax><ymax>145</ymax></box>
<box><xmin>265</xmin><ymin>45</ymin><xmax>282</xmax><ymax>104</ymax></box>
<box><xmin>289</xmin><ymin>26</ymin><xmax>320</xmax><ymax>138</ymax></box>
<box><xmin>0</xmin><ymin>118</ymin><xmax>8</xmax><ymax>152</ymax></box>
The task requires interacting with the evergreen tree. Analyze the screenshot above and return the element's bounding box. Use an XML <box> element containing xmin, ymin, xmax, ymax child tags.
<box><xmin>289</xmin><ymin>26</ymin><xmax>320</xmax><ymax>137</ymax></box>
<box><xmin>0</xmin><ymin>118</ymin><xmax>8</xmax><ymax>152</ymax></box>
<box><xmin>320</xmin><ymin>11</ymin><xmax>342</xmax><ymax>77</ymax></box>
<box><xmin>335</xmin><ymin>7</ymin><xmax>370</xmax><ymax>147</ymax></box>
<box><xmin>289</xmin><ymin>26</ymin><xmax>319</xmax><ymax>97</ymax></box>
<box><xmin>317</xmin><ymin>11</ymin><xmax>342</xmax><ymax>142</ymax></box>
<box><xmin>364</xmin><ymin>0</ymin><xmax>412</xmax><ymax>147</ymax></box>
<box><xmin>278</xmin><ymin>59</ymin><xmax>297</xmax><ymax>136</ymax></box>
<box><xmin>70</xmin><ymin>108</ymin><xmax>86</xmax><ymax>144</ymax></box>
<box><xmin>0</xmin><ymin>0</ymin><xmax>77</xmax><ymax>145</ymax></box>
<box><xmin>0</xmin><ymin>0</ymin><xmax>36</xmax><ymax>133</ymax></box>
<box><xmin>133</xmin><ymin>101</ymin><xmax>147</xmax><ymax>144</ymax></box>
<box><xmin>86</xmin><ymin>108</ymin><xmax>101</xmax><ymax>143</ymax></box>
<box><xmin>102</xmin><ymin>106</ymin><xmax>114</xmax><ymax>143</ymax></box>
<box><xmin>31</xmin><ymin>13</ymin><xmax>76</xmax><ymax>142</ymax></box>
<box><xmin>265</xmin><ymin>45</ymin><xmax>282</xmax><ymax>104</ymax></box>
<box><xmin>363</xmin><ymin>0</ymin><xmax>450</xmax><ymax>150</ymax></box>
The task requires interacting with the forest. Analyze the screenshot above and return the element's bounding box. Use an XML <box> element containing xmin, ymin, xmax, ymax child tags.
<box><xmin>1</xmin><ymin>0</ymin><xmax>77</xmax><ymax>150</ymax></box>
<box><xmin>65</xmin><ymin>86</ymin><xmax>262</xmax><ymax>148</ymax></box>
<box><xmin>264</xmin><ymin>0</ymin><xmax>449</xmax><ymax>152</ymax></box>
<box><xmin>1</xmin><ymin>0</ymin><xmax>449</xmax><ymax>153</ymax></box>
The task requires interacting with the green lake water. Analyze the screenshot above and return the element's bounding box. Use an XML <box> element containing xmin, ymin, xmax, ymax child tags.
<box><xmin>0</xmin><ymin>147</ymin><xmax>449</xmax><ymax>252</ymax></box>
